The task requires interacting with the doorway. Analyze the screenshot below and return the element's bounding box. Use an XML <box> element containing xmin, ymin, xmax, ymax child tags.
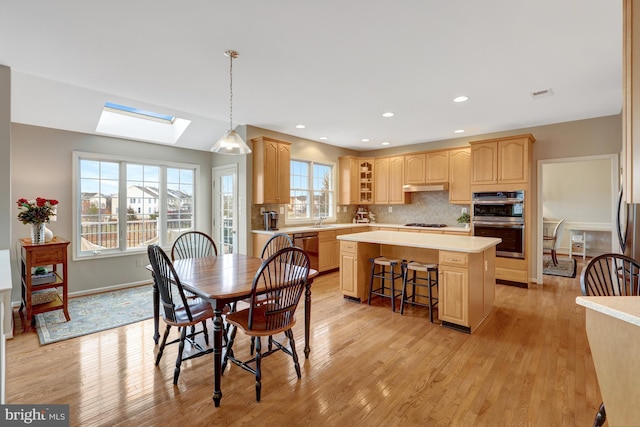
<box><xmin>213</xmin><ymin>165</ymin><xmax>237</xmax><ymax>254</ymax></box>
<box><xmin>536</xmin><ymin>154</ymin><xmax>618</xmax><ymax>283</ymax></box>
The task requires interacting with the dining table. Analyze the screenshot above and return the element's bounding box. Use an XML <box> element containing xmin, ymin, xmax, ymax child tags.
<box><xmin>148</xmin><ymin>253</ymin><xmax>317</xmax><ymax>407</ymax></box>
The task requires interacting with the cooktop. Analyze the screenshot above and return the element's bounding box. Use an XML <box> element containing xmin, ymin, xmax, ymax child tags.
<box><xmin>404</xmin><ymin>223</ymin><xmax>448</xmax><ymax>228</ymax></box>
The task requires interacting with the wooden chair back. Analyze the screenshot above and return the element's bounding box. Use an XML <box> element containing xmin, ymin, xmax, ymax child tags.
<box><xmin>171</xmin><ymin>231</ymin><xmax>218</xmax><ymax>261</ymax></box>
<box><xmin>260</xmin><ymin>233</ymin><xmax>294</xmax><ymax>259</ymax></box>
<box><xmin>148</xmin><ymin>244</ymin><xmax>194</xmax><ymax>324</ymax></box>
<box><xmin>580</xmin><ymin>253</ymin><xmax>640</xmax><ymax>296</ymax></box>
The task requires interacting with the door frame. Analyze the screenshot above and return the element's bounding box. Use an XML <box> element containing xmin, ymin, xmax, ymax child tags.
<box><xmin>212</xmin><ymin>164</ymin><xmax>238</xmax><ymax>254</ymax></box>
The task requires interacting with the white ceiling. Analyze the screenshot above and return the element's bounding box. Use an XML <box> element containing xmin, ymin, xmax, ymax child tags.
<box><xmin>0</xmin><ymin>1</ymin><xmax>623</xmax><ymax>152</ymax></box>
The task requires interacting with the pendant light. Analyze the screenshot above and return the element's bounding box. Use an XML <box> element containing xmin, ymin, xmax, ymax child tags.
<box><xmin>211</xmin><ymin>50</ymin><xmax>252</xmax><ymax>155</ymax></box>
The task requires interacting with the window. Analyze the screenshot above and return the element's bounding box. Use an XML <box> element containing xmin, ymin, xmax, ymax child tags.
<box><xmin>288</xmin><ymin>159</ymin><xmax>334</xmax><ymax>221</ymax></box>
<box><xmin>74</xmin><ymin>152</ymin><xmax>197</xmax><ymax>258</ymax></box>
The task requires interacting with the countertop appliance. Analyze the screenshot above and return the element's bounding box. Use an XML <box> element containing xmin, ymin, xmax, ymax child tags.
<box><xmin>472</xmin><ymin>190</ymin><xmax>525</xmax><ymax>259</ymax></box>
<box><xmin>264</xmin><ymin>211</ymin><xmax>279</xmax><ymax>231</ymax></box>
<box><xmin>404</xmin><ymin>223</ymin><xmax>448</xmax><ymax>228</ymax></box>
<box><xmin>293</xmin><ymin>232</ymin><xmax>319</xmax><ymax>271</ymax></box>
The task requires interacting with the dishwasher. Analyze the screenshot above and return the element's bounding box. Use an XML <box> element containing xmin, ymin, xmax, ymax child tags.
<box><xmin>292</xmin><ymin>232</ymin><xmax>319</xmax><ymax>271</ymax></box>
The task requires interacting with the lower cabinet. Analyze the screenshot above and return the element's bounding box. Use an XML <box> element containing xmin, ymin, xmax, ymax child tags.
<box><xmin>339</xmin><ymin>240</ymin><xmax>379</xmax><ymax>301</ymax></box>
<box><xmin>319</xmin><ymin>230</ymin><xmax>339</xmax><ymax>272</ymax></box>
<box><xmin>439</xmin><ymin>264</ymin><xmax>469</xmax><ymax>326</ymax></box>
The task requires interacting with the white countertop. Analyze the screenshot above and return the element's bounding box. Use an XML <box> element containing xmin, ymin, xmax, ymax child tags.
<box><xmin>576</xmin><ymin>296</ymin><xmax>640</xmax><ymax>327</ymax></box>
<box><xmin>336</xmin><ymin>230</ymin><xmax>500</xmax><ymax>253</ymax></box>
<box><xmin>252</xmin><ymin>223</ymin><xmax>471</xmax><ymax>235</ymax></box>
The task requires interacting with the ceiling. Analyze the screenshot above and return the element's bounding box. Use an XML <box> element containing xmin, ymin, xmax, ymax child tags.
<box><xmin>0</xmin><ymin>1</ymin><xmax>623</xmax><ymax>152</ymax></box>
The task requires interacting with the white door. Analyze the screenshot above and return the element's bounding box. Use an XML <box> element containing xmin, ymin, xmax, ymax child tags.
<box><xmin>213</xmin><ymin>165</ymin><xmax>237</xmax><ymax>254</ymax></box>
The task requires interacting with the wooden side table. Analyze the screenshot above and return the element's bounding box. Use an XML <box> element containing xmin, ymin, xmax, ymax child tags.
<box><xmin>19</xmin><ymin>237</ymin><xmax>70</xmax><ymax>332</ymax></box>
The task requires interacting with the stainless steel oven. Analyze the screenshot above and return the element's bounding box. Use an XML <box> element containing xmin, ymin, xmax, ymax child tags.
<box><xmin>472</xmin><ymin>191</ymin><xmax>525</xmax><ymax>259</ymax></box>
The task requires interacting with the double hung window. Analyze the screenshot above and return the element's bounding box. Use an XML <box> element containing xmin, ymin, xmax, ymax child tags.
<box><xmin>288</xmin><ymin>159</ymin><xmax>335</xmax><ymax>222</ymax></box>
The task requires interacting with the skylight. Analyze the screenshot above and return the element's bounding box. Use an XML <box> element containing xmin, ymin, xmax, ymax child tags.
<box><xmin>96</xmin><ymin>102</ymin><xmax>191</xmax><ymax>145</ymax></box>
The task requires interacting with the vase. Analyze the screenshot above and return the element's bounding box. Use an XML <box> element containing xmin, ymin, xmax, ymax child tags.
<box><xmin>43</xmin><ymin>224</ymin><xmax>54</xmax><ymax>242</ymax></box>
<box><xmin>30</xmin><ymin>222</ymin><xmax>45</xmax><ymax>244</ymax></box>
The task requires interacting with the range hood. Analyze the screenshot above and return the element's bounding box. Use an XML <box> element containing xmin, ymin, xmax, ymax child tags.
<box><xmin>403</xmin><ymin>183</ymin><xmax>449</xmax><ymax>192</ymax></box>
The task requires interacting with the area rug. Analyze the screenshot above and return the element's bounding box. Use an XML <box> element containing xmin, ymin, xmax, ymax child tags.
<box><xmin>543</xmin><ymin>255</ymin><xmax>577</xmax><ymax>278</ymax></box>
<box><xmin>35</xmin><ymin>285</ymin><xmax>153</xmax><ymax>345</ymax></box>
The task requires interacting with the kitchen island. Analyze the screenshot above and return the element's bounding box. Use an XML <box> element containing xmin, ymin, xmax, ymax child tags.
<box><xmin>337</xmin><ymin>230</ymin><xmax>501</xmax><ymax>333</ymax></box>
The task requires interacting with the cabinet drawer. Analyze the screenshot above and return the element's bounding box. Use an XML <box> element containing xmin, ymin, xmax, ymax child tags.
<box><xmin>31</xmin><ymin>248</ymin><xmax>65</xmax><ymax>265</ymax></box>
<box><xmin>439</xmin><ymin>251</ymin><xmax>468</xmax><ymax>267</ymax></box>
<box><xmin>340</xmin><ymin>241</ymin><xmax>358</xmax><ymax>253</ymax></box>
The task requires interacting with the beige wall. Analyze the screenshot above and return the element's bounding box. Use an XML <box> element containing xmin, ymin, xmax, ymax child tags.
<box><xmin>10</xmin><ymin>123</ymin><xmax>214</xmax><ymax>300</ymax></box>
<box><xmin>0</xmin><ymin>66</ymin><xmax>10</xmax><ymax>251</ymax></box>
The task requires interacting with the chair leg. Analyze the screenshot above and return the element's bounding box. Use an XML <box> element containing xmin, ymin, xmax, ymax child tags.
<box><xmin>427</xmin><ymin>271</ymin><xmax>434</xmax><ymax>323</ymax></box>
<box><xmin>255</xmin><ymin>337</ymin><xmax>262</xmax><ymax>402</ymax></box>
<box><xmin>368</xmin><ymin>260</ymin><xmax>376</xmax><ymax>305</ymax></box>
<box><xmin>389</xmin><ymin>265</ymin><xmax>396</xmax><ymax>312</ymax></box>
<box><xmin>173</xmin><ymin>326</ymin><xmax>187</xmax><ymax>385</ymax></box>
<box><xmin>250</xmin><ymin>336</ymin><xmax>256</xmax><ymax>355</ymax></box>
<box><xmin>593</xmin><ymin>402</ymin><xmax>606</xmax><ymax>427</ymax></box>
<box><xmin>201</xmin><ymin>320</ymin><xmax>210</xmax><ymax>346</ymax></box>
<box><xmin>286</xmin><ymin>329</ymin><xmax>301</xmax><ymax>378</ymax></box>
<box><xmin>552</xmin><ymin>249</ymin><xmax>558</xmax><ymax>266</ymax></box>
<box><xmin>222</xmin><ymin>325</ymin><xmax>237</xmax><ymax>373</ymax></box>
<box><xmin>156</xmin><ymin>325</ymin><xmax>171</xmax><ymax>365</ymax></box>
<box><xmin>400</xmin><ymin>266</ymin><xmax>408</xmax><ymax>315</ymax></box>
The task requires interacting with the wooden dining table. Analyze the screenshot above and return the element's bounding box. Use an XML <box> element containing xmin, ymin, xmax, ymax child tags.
<box><xmin>148</xmin><ymin>253</ymin><xmax>317</xmax><ymax>407</ymax></box>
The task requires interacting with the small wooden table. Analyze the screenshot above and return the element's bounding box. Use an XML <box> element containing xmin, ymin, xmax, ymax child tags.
<box><xmin>18</xmin><ymin>237</ymin><xmax>70</xmax><ymax>331</ymax></box>
<box><xmin>148</xmin><ymin>253</ymin><xmax>317</xmax><ymax>407</ymax></box>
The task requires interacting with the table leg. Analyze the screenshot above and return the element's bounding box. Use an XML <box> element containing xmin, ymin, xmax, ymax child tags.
<box><xmin>152</xmin><ymin>275</ymin><xmax>160</xmax><ymax>344</ymax></box>
<box><xmin>212</xmin><ymin>306</ymin><xmax>224</xmax><ymax>407</ymax></box>
<box><xmin>304</xmin><ymin>279</ymin><xmax>312</xmax><ymax>359</ymax></box>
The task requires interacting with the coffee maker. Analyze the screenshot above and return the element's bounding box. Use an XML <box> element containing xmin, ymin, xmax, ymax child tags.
<box><xmin>263</xmin><ymin>211</ymin><xmax>279</xmax><ymax>230</ymax></box>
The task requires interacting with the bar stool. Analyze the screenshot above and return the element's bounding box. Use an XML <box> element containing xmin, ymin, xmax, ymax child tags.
<box><xmin>400</xmin><ymin>261</ymin><xmax>439</xmax><ymax>323</ymax></box>
<box><xmin>368</xmin><ymin>256</ymin><xmax>403</xmax><ymax>312</ymax></box>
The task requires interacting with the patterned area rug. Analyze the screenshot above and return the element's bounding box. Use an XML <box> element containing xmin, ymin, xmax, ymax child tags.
<box><xmin>35</xmin><ymin>285</ymin><xmax>153</xmax><ymax>345</ymax></box>
<box><xmin>543</xmin><ymin>255</ymin><xmax>577</xmax><ymax>278</ymax></box>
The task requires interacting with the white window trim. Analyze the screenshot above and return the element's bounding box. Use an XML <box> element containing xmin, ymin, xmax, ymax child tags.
<box><xmin>72</xmin><ymin>151</ymin><xmax>199</xmax><ymax>261</ymax></box>
<box><xmin>286</xmin><ymin>157</ymin><xmax>336</xmax><ymax>226</ymax></box>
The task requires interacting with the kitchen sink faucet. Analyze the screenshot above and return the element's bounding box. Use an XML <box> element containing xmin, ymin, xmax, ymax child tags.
<box><xmin>315</xmin><ymin>216</ymin><xmax>326</xmax><ymax>227</ymax></box>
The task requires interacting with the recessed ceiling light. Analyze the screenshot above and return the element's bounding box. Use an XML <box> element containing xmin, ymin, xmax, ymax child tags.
<box><xmin>361</xmin><ymin>138</ymin><xmax>370</xmax><ymax>142</ymax></box>
<box><xmin>454</xmin><ymin>129</ymin><xmax>465</xmax><ymax>134</ymax></box>
<box><xmin>295</xmin><ymin>124</ymin><xmax>306</xmax><ymax>129</ymax></box>
<box><xmin>381</xmin><ymin>141</ymin><xmax>390</xmax><ymax>146</ymax></box>
<box><xmin>453</xmin><ymin>96</ymin><xmax>469</xmax><ymax>103</ymax></box>
<box><xmin>319</xmin><ymin>136</ymin><xmax>328</xmax><ymax>140</ymax></box>
<box><xmin>382</xmin><ymin>112</ymin><xmax>394</xmax><ymax>118</ymax></box>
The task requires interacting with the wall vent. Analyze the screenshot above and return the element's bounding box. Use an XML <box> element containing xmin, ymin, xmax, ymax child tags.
<box><xmin>531</xmin><ymin>88</ymin><xmax>553</xmax><ymax>98</ymax></box>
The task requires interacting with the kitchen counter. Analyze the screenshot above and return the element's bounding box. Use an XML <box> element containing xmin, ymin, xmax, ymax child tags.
<box><xmin>576</xmin><ymin>296</ymin><xmax>640</xmax><ymax>425</ymax></box>
<box><xmin>251</xmin><ymin>223</ymin><xmax>471</xmax><ymax>235</ymax></box>
<box><xmin>336</xmin><ymin>230</ymin><xmax>499</xmax><ymax>253</ymax></box>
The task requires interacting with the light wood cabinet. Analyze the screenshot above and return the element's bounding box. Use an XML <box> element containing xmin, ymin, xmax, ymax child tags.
<box><xmin>448</xmin><ymin>148</ymin><xmax>471</xmax><ymax>204</ymax></box>
<box><xmin>470</xmin><ymin>135</ymin><xmax>534</xmax><ymax>185</ymax></box>
<box><xmin>338</xmin><ymin>157</ymin><xmax>374</xmax><ymax>205</ymax></box>
<box><xmin>251</xmin><ymin>136</ymin><xmax>291</xmax><ymax>204</ymax></box>
<box><xmin>319</xmin><ymin>230</ymin><xmax>339</xmax><ymax>272</ymax></box>
<box><xmin>358</xmin><ymin>159</ymin><xmax>374</xmax><ymax>204</ymax></box>
<box><xmin>426</xmin><ymin>151</ymin><xmax>449</xmax><ymax>183</ymax></box>
<box><xmin>404</xmin><ymin>153</ymin><xmax>426</xmax><ymax>184</ymax></box>
<box><xmin>624</xmin><ymin>0</ymin><xmax>640</xmax><ymax>203</ymax></box>
<box><xmin>339</xmin><ymin>240</ymin><xmax>379</xmax><ymax>300</ymax></box>
<box><xmin>374</xmin><ymin>156</ymin><xmax>409</xmax><ymax>204</ymax></box>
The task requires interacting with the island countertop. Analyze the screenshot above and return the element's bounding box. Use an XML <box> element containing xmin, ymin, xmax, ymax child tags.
<box><xmin>576</xmin><ymin>296</ymin><xmax>640</xmax><ymax>327</ymax></box>
<box><xmin>336</xmin><ymin>230</ymin><xmax>501</xmax><ymax>253</ymax></box>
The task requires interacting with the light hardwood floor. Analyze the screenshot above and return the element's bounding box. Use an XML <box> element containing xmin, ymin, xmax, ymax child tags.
<box><xmin>6</xmin><ymin>260</ymin><xmax>601</xmax><ymax>426</ymax></box>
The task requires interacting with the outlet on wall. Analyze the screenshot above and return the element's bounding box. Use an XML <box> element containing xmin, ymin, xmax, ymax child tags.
<box><xmin>260</xmin><ymin>207</ymin><xmax>265</xmax><ymax>214</ymax></box>
<box><xmin>279</xmin><ymin>206</ymin><xmax>285</xmax><ymax>214</ymax></box>
<box><xmin>388</xmin><ymin>206</ymin><xmax>393</xmax><ymax>213</ymax></box>
<box><xmin>462</xmin><ymin>207</ymin><xmax>468</xmax><ymax>214</ymax></box>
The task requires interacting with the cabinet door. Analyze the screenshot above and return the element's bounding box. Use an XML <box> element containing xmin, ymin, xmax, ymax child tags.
<box><xmin>426</xmin><ymin>151</ymin><xmax>449</xmax><ymax>183</ymax></box>
<box><xmin>471</xmin><ymin>142</ymin><xmax>498</xmax><ymax>185</ymax></box>
<box><xmin>276</xmin><ymin>142</ymin><xmax>291</xmax><ymax>202</ymax></box>
<box><xmin>404</xmin><ymin>154</ymin><xmax>426</xmax><ymax>184</ymax></box>
<box><xmin>374</xmin><ymin>158</ymin><xmax>389</xmax><ymax>204</ymax></box>
<box><xmin>340</xmin><ymin>252</ymin><xmax>358</xmax><ymax>297</ymax></box>
<box><xmin>439</xmin><ymin>265</ymin><xmax>469</xmax><ymax>326</ymax></box>
<box><xmin>449</xmin><ymin>148</ymin><xmax>471</xmax><ymax>204</ymax></box>
<box><xmin>498</xmin><ymin>138</ymin><xmax>528</xmax><ymax>183</ymax></box>
<box><xmin>263</xmin><ymin>140</ymin><xmax>279</xmax><ymax>203</ymax></box>
<box><xmin>624</xmin><ymin>0</ymin><xmax>640</xmax><ymax>202</ymax></box>
<box><xmin>388</xmin><ymin>156</ymin><xmax>405</xmax><ymax>204</ymax></box>
<box><xmin>359</xmin><ymin>159</ymin><xmax>374</xmax><ymax>204</ymax></box>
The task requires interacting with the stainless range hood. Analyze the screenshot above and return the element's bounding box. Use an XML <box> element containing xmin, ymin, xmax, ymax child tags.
<box><xmin>403</xmin><ymin>183</ymin><xmax>449</xmax><ymax>192</ymax></box>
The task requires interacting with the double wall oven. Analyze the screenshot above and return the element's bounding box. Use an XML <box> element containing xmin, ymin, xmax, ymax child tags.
<box><xmin>472</xmin><ymin>190</ymin><xmax>525</xmax><ymax>259</ymax></box>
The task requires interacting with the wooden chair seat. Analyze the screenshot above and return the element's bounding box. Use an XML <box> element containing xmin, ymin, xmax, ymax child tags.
<box><xmin>226</xmin><ymin>306</ymin><xmax>297</xmax><ymax>337</ymax></box>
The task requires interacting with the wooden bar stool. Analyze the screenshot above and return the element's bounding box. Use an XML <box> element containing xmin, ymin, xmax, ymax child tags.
<box><xmin>400</xmin><ymin>261</ymin><xmax>439</xmax><ymax>322</ymax></box>
<box><xmin>368</xmin><ymin>256</ymin><xmax>403</xmax><ymax>312</ymax></box>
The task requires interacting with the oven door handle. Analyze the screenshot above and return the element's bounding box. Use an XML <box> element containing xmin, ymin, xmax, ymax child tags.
<box><xmin>473</xmin><ymin>221</ymin><xmax>524</xmax><ymax>228</ymax></box>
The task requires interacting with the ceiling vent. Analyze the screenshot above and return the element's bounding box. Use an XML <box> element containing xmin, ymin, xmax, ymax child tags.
<box><xmin>531</xmin><ymin>88</ymin><xmax>553</xmax><ymax>99</ymax></box>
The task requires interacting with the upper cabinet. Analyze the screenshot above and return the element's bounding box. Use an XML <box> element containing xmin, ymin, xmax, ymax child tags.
<box><xmin>251</xmin><ymin>136</ymin><xmax>291</xmax><ymax>204</ymax></box>
<box><xmin>624</xmin><ymin>0</ymin><xmax>640</xmax><ymax>203</ymax></box>
<box><xmin>374</xmin><ymin>156</ymin><xmax>409</xmax><ymax>204</ymax></box>
<box><xmin>338</xmin><ymin>157</ymin><xmax>374</xmax><ymax>205</ymax></box>
<box><xmin>448</xmin><ymin>148</ymin><xmax>471</xmax><ymax>204</ymax></box>
<box><xmin>404</xmin><ymin>151</ymin><xmax>449</xmax><ymax>184</ymax></box>
<box><xmin>470</xmin><ymin>134</ymin><xmax>535</xmax><ymax>185</ymax></box>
